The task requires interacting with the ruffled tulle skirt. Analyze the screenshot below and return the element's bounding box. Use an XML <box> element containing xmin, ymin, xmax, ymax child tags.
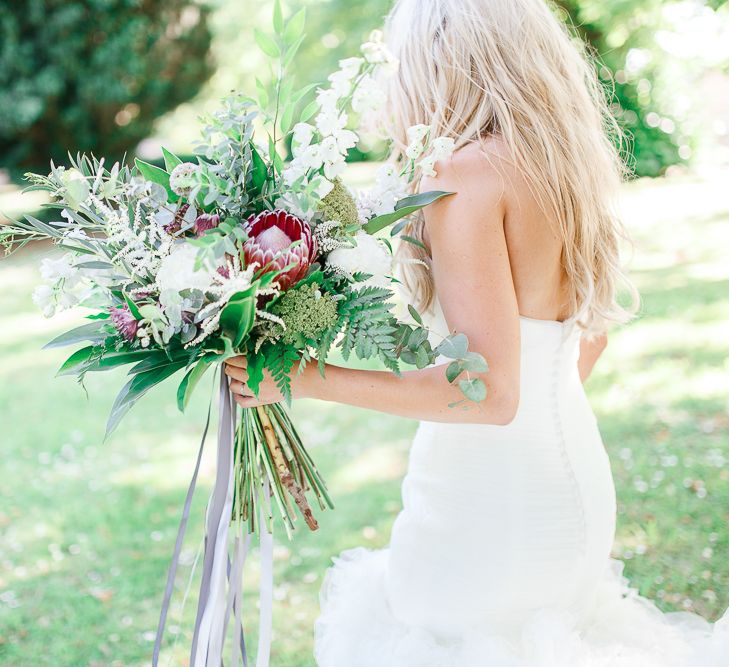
<box><xmin>314</xmin><ymin>547</ymin><xmax>729</xmax><ymax>667</ymax></box>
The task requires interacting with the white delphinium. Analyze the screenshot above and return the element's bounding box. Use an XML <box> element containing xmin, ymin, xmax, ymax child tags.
<box><xmin>33</xmin><ymin>253</ymin><xmax>92</xmax><ymax>318</ymax></box>
<box><xmin>32</xmin><ymin>284</ymin><xmax>57</xmax><ymax>318</ymax></box>
<box><xmin>405</xmin><ymin>124</ymin><xmax>430</xmax><ymax>160</ymax></box>
<box><xmin>326</xmin><ymin>230</ymin><xmax>392</xmax><ymax>288</ymax></box>
<box><xmin>418</xmin><ymin>135</ymin><xmax>456</xmax><ymax>177</ymax></box>
<box><xmin>352</xmin><ymin>74</ymin><xmax>387</xmax><ymax>115</ymax></box>
<box><xmin>355</xmin><ymin>163</ymin><xmax>409</xmax><ymax>223</ymax></box>
<box><xmin>361</xmin><ymin>30</ymin><xmax>399</xmax><ymax>73</ymax></box>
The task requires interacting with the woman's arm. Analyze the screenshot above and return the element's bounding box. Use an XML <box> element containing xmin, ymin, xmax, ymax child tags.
<box><xmin>578</xmin><ymin>334</ymin><xmax>607</xmax><ymax>383</ymax></box>
<box><xmin>226</xmin><ymin>150</ymin><xmax>522</xmax><ymax>425</ymax></box>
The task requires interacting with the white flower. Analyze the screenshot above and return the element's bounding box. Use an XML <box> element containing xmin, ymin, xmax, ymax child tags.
<box><xmin>58</xmin><ymin>168</ymin><xmax>90</xmax><ymax>210</ymax></box>
<box><xmin>313</xmin><ymin>177</ymin><xmax>335</xmax><ymax>199</ymax></box>
<box><xmin>338</xmin><ymin>56</ymin><xmax>364</xmax><ymax>79</ymax></box>
<box><xmin>40</xmin><ymin>254</ymin><xmax>79</xmax><ymax>284</ymax></box>
<box><xmin>405</xmin><ymin>124</ymin><xmax>430</xmax><ymax>160</ymax></box>
<box><xmin>316</xmin><ymin>88</ymin><xmax>340</xmax><ymax>113</ymax></box>
<box><xmin>361</xmin><ymin>30</ymin><xmax>393</xmax><ymax>65</ymax></box>
<box><xmin>334</xmin><ymin>128</ymin><xmax>359</xmax><ymax>152</ymax></box>
<box><xmin>406</xmin><ymin>124</ymin><xmax>430</xmax><ymax>145</ymax></box>
<box><xmin>328</xmin><ymin>70</ymin><xmax>352</xmax><ymax>98</ymax></box>
<box><xmin>430</xmin><ymin>136</ymin><xmax>456</xmax><ymax>161</ymax></box>
<box><xmin>352</xmin><ymin>74</ymin><xmax>387</xmax><ymax>115</ymax></box>
<box><xmin>169</xmin><ymin>162</ymin><xmax>199</xmax><ymax>196</ymax></box>
<box><xmin>156</xmin><ymin>243</ymin><xmax>217</xmax><ymax>295</ymax></box>
<box><xmin>32</xmin><ymin>284</ymin><xmax>56</xmax><ymax>318</ymax></box>
<box><xmin>418</xmin><ymin>155</ymin><xmax>437</xmax><ymax>177</ymax></box>
<box><xmin>291</xmin><ymin>122</ymin><xmax>315</xmax><ymax>155</ymax></box>
<box><xmin>316</xmin><ymin>109</ymin><xmax>347</xmax><ymax>137</ymax></box>
<box><xmin>299</xmin><ymin>143</ymin><xmax>324</xmax><ymax>171</ymax></box>
<box><xmin>326</xmin><ymin>230</ymin><xmax>392</xmax><ymax>288</ymax></box>
<box><xmin>323</xmin><ymin>159</ymin><xmax>346</xmax><ymax>180</ymax></box>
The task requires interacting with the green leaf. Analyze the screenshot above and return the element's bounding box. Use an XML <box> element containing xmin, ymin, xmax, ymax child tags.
<box><xmin>273</xmin><ymin>0</ymin><xmax>284</xmax><ymax>33</ymax></box>
<box><xmin>134</xmin><ymin>158</ymin><xmax>177</xmax><ymax>202</ymax></box>
<box><xmin>362</xmin><ymin>191</ymin><xmax>455</xmax><ymax>235</ymax></box>
<box><xmin>284</xmin><ymin>8</ymin><xmax>306</xmax><ymax>45</ymax></box>
<box><xmin>121</xmin><ymin>294</ymin><xmax>141</xmax><ymax>319</ymax></box>
<box><xmin>401</xmin><ymin>235</ymin><xmax>427</xmax><ymax>250</ymax></box>
<box><xmin>44</xmin><ymin>321</ymin><xmax>108</xmax><ymax>349</ymax></box>
<box><xmin>280</xmin><ymin>103</ymin><xmax>294</xmax><ymax>135</ymax></box>
<box><xmin>86</xmin><ymin>350</ymin><xmax>151</xmax><ymax>372</ymax></box>
<box><xmin>106</xmin><ymin>361</ymin><xmax>186</xmax><ymax>438</ymax></box>
<box><xmin>436</xmin><ymin>333</ymin><xmax>468</xmax><ymax>359</ymax></box>
<box><xmin>415</xmin><ymin>346</ymin><xmax>430</xmax><ymax>369</ymax></box>
<box><xmin>462</xmin><ymin>351</ymin><xmax>489</xmax><ymax>373</ymax></box>
<box><xmin>162</xmin><ymin>147</ymin><xmax>183</xmax><ymax>172</ymax></box>
<box><xmin>250</xmin><ymin>143</ymin><xmax>268</xmax><ymax>193</ymax></box>
<box><xmin>219</xmin><ymin>287</ymin><xmax>257</xmax><ymax>348</ymax></box>
<box><xmin>56</xmin><ymin>345</ymin><xmax>96</xmax><ymax>377</ymax></box>
<box><xmin>246</xmin><ymin>353</ymin><xmax>265</xmax><ymax>396</ymax></box>
<box><xmin>446</xmin><ymin>360</ymin><xmax>464</xmax><ymax>384</ymax></box>
<box><xmin>459</xmin><ymin>377</ymin><xmax>487</xmax><ymax>403</ymax></box>
<box><xmin>254</xmin><ymin>29</ymin><xmax>280</xmax><ymax>58</ymax></box>
<box><xmin>176</xmin><ymin>359</ymin><xmax>213</xmax><ymax>412</ymax></box>
<box><xmin>299</xmin><ymin>99</ymin><xmax>318</xmax><ymax>123</ymax></box>
<box><xmin>407</xmin><ymin>304</ymin><xmax>423</xmax><ymax>325</ymax></box>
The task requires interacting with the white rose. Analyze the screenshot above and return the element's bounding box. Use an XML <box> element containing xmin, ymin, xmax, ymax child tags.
<box><xmin>326</xmin><ymin>230</ymin><xmax>392</xmax><ymax>287</ymax></box>
<box><xmin>156</xmin><ymin>243</ymin><xmax>216</xmax><ymax>294</ymax></box>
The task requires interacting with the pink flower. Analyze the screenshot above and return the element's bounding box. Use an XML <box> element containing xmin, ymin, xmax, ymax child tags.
<box><xmin>109</xmin><ymin>304</ymin><xmax>139</xmax><ymax>342</ymax></box>
<box><xmin>194</xmin><ymin>213</ymin><xmax>220</xmax><ymax>236</ymax></box>
<box><xmin>243</xmin><ymin>210</ymin><xmax>317</xmax><ymax>290</ymax></box>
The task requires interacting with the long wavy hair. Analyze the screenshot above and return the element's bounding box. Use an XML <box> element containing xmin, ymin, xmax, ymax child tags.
<box><xmin>383</xmin><ymin>0</ymin><xmax>639</xmax><ymax>334</ymax></box>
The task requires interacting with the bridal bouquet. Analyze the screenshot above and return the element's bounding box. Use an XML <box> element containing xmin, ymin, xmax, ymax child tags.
<box><xmin>1</xmin><ymin>6</ymin><xmax>487</xmax><ymax>665</ymax></box>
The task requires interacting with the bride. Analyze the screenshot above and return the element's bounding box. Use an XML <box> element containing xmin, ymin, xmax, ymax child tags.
<box><xmin>224</xmin><ymin>0</ymin><xmax>729</xmax><ymax>664</ymax></box>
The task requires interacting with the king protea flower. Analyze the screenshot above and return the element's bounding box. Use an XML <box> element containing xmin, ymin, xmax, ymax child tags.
<box><xmin>243</xmin><ymin>210</ymin><xmax>317</xmax><ymax>290</ymax></box>
<box><xmin>109</xmin><ymin>304</ymin><xmax>139</xmax><ymax>342</ymax></box>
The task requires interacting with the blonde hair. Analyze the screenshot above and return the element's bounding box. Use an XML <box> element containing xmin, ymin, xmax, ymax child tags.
<box><xmin>383</xmin><ymin>0</ymin><xmax>639</xmax><ymax>334</ymax></box>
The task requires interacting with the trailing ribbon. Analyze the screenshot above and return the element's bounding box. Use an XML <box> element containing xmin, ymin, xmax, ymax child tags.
<box><xmin>191</xmin><ymin>372</ymin><xmax>236</xmax><ymax>666</ymax></box>
<box><xmin>152</xmin><ymin>396</ymin><xmax>213</xmax><ymax>667</ymax></box>
<box><xmin>153</xmin><ymin>370</ymin><xmax>276</xmax><ymax>666</ymax></box>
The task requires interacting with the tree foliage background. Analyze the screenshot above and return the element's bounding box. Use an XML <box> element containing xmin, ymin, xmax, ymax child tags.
<box><xmin>0</xmin><ymin>0</ymin><xmax>213</xmax><ymax>171</ymax></box>
<box><xmin>1</xmin><ymin>0</ymin><xmax>727</xmax><ymax>177</ymax></box>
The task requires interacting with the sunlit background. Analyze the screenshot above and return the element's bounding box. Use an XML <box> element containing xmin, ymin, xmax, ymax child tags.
<box><xmin>1</xmin><ymin>1</ymin><xmax>728</xmax><ymax>665</ymax></box>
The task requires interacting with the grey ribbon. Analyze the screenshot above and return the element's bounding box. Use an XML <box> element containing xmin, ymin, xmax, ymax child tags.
<box><xmin>257</xmin><ymin>478</ymin><xmax>274</xmax><ymax>667</ymax></box>
<box><xmin>191</xmin><ymin>372</ymin><xmax>236</xmax><ymax>666</ymax></box>
<box><xmin>152</xmin><ymin>396</ymin><xmax>213</xmax><ymax>666</ymax></box>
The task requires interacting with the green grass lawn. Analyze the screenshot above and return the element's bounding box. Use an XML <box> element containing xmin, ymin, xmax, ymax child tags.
<box><xmin>0</xmin><ymin>170</ymin><xmax>728</xmax><ymax>666</ymax></box>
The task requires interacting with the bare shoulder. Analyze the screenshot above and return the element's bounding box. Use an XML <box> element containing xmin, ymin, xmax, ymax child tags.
<box><xmin>420</xmin><ymin>137</ymin><xmax>525</xmax><ymax>219</ymax></box>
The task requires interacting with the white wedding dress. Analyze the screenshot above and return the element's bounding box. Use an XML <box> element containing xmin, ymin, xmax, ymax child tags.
<box><xmin>314</xmin><ymin>300</ymin><xmax>729</xmax><ymax>666</ymax></box>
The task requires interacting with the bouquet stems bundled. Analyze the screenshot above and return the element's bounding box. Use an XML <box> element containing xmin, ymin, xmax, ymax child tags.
<box><xmin>235</xmin><ymin>402</ymin><xmax>333</xmax><ymax>538</ymax></box>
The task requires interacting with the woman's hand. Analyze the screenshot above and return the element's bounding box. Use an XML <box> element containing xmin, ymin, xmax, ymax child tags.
<box><xmin>224</xmin><ymin>356</ymin><xmax>311</xmax><ymax>408</ymax></box>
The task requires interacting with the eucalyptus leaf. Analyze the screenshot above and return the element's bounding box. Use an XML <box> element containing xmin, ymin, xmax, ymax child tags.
<box><xmin>463</xmin><ymin>351</ymin><xmax>489</xmax><ymax>373</ymax></box>
<box><xmin>436</xmin><ymin>333</ymin><xmax>468</xmax><ymax>359</ymax></box>
<box><xmin>459</xmin><ymin>377</ymin><xmax>487</xmax><ymax>403</ymax></box>
<box><xmin>407</xmin><ymin>304</ymin><xmax>423</xmax><ymax>325</ymax></box>
<box><xmin>446</xmin><ymin>360</ymin><xmax>465</xmax><ymax>384</ymax></box>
